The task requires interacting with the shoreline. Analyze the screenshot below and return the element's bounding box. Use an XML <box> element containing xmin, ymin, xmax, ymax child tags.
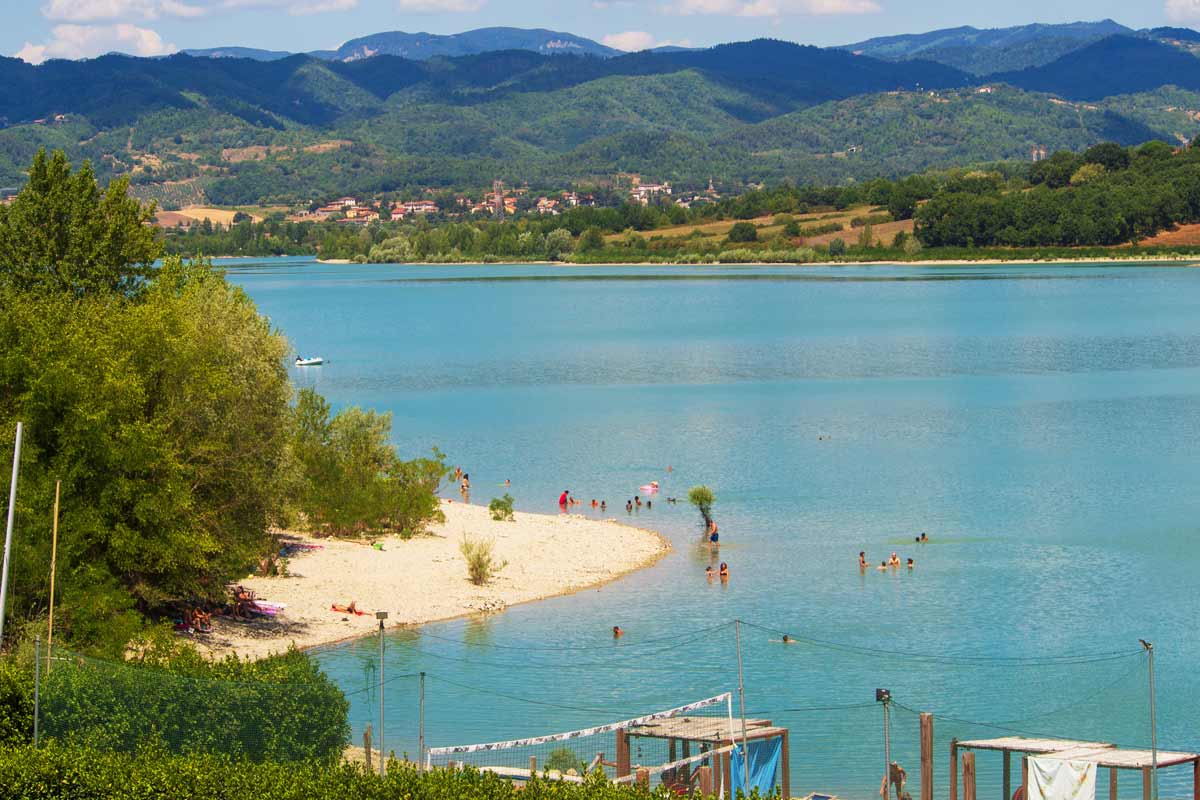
<box><xmin>195</xmin><ymin>499</ymin><xmax>670</xmax><ymax>661</ymax></box>
<box><xmin>308</xmin><ymin>257</ymin><xmax>1200</xmax><ymax>267</ymax></box>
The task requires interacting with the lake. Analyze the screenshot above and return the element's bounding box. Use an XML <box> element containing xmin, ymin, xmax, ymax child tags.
<box><xmin>226</xmin><ymin>258</ymin><xmax>1200</xmax><ymax>799</ymax></box>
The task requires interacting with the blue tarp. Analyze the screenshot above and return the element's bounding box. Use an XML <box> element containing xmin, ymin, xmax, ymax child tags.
<box><xmin>730</xmin><ymin>737</ymin><xmax>783</xmax><ymax>796</ymax></box>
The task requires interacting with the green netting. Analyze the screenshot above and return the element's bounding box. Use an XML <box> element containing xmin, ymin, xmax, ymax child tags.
<box><xmin>39</xmin><ymin>650</ymin><xmax>349</xmax><ymax>762</ymax></box>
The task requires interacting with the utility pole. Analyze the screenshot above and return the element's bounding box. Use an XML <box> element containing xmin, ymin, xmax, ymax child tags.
<box><xmin>1140</xmin><ymin>640</ymin><xmax>1158</xmax><ymax>800</ymax></box>
<box><xmin>0</xmin><ymin>422</ymin><xmax>24</xmax><ymax>645</ymax></box>
<box><xmin>735</xmin><ymin>619</ymin><xmax>750</xmax><ymax>798</ymax></box>
<box><xmin>47</xmin><ymin>480</ymin><xmax>60</xmax><ymax>674</ymax></box>
<box><xmin>377</xmin><ymin>611</ymin><xmax>388</xmax><ymax>776</ymax></box>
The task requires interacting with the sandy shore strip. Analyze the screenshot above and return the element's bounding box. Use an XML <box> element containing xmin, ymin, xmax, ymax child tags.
<box><xmin>195</xmin><ymin>500</ymin><xmax>669</xmax><ymax>660</ymax></box>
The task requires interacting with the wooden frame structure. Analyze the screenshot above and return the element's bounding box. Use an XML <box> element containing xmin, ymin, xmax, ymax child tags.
<box><xmin>950</xmin><ymin>736</ymin><xmax>1200</xmax><ymax>800</ymax></box>
<box><xmin>617</xmin><ymin>716</ymin><xmax>791</xmax><ymax>799</ymax></box>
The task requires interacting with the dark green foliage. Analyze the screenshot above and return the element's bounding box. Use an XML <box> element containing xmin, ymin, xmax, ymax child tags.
<box><xmin>39</xmin><ymin>647</ymin><xmax>348</xmax><ymax>762</ymax></box>
<box><xmin>687</xmin><ymin>485</ymin><xmax>715</xmax><ymax>527</ymax></box>
<box><xmin>0</xmin><ymin>149</ymin><xmax>160</xmax><ymax>295</ymax></box>
<box><xmin>1030</xmin><ymin>151</ymin><xmax>1084</xmax><ymax>188</ymax></box>
<box><xmin>0</xmin><ymin>745</ymin><xmax>693</xmax><ymax>800</ymax></box>
<box><xmin>291</xmin><ymin>389</ymin><xmax>447</xmax><ymax>537</ymax></box>
<box><xmin>915</xmin><ymin>143</ymin><xmax>1200</xmax><ymax>247</ymax></box>
<box><xmin>726</xmin><ymin>222</ymin><xmax>758</xmax><ymax>242</ymax></box>
<box><xmin>827</xmin><ymin>238</ymin><xmax>847</xmax><ymax>256</ymax></box>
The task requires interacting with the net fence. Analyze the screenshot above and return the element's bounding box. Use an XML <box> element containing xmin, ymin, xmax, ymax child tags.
<box><xmin>427</xmin><ymin>693</ymin><xmax>736</xmax><ymax>789</ymax></box>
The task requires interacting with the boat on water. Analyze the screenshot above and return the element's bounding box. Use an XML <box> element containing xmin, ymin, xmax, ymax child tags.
<box><xmin>294</xmin><ymin>356</ymin><xmax>324</xmax><ymax>366</ymax></box>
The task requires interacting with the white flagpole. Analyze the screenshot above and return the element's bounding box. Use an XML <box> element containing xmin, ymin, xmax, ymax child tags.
<box><xmin>0</xmin><ymin>422</ymin><xmax>24</xmax><ymax>645</ymax></box>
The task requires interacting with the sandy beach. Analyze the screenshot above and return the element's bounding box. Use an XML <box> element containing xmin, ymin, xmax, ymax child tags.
<box><xmin>196</xmin><ymin>500</ymin><xmax>669</xmax><ymax>660</ymax></box>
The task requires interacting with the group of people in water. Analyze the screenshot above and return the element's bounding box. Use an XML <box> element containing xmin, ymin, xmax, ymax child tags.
<box><xmin>859</xmin><ymin>533</ymin><xmax>927</xmax><ymax>572</ymax></box>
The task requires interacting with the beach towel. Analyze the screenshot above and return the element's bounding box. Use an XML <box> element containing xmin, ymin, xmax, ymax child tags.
<box><xmin>730</xmin><ymin>738</ymin><xmax>783</xmax><ymax>796</ymax></box>
<box><xmin>1027</xmin><ymin>758</ymin><xmax>1097</xmax><ymax>800</ymax></box>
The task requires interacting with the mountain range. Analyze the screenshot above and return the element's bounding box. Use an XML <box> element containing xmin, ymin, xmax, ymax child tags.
<box><xmin>5</xmin><ymin>23</ymin><xmax>1200</xmax><ymax>204</ymax></box>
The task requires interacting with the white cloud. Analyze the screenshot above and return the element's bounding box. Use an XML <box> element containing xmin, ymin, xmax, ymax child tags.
<box><xmin>666</xmin><ymin>0</ymin><xmax>879</xmax><ymax>15</ymax></box>
<box><xmin>40</xmin><ymin>0</ymin><xmax>356</xmax><ymax>21</ymax></box>
<box><xmin>15</xmin><ymin>23</ymin><xmax>177</xmax><ymax>64</ymax></box>
<box><xmin>1165</xmin><ymin>0</ymin><xmax>1200</xmax><ymax>21</ymax></box>
<box><xmin>601</xmin><ymin>30</ymin><xmax>691</xmax><ymax>51</ymax></box>
<box><xmin>395</xmin><ymin>0</ymin><xmax>484</xmax><ymax>10</ymax></box>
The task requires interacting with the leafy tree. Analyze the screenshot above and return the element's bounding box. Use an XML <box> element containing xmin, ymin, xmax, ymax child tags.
<box><xmin>828</xmin><ymin>237</ymin><xmax>847</xmax><ymax>256</ymax></box>
<box><xmin>1083</xmin><ymin>142</ymin><xmax>1131</xmax><ymax>172</ymax></box>
<box><xmin>1070</xmin><ymin>163</ymin><xmax>1106</xmax><ymax>185</ymax></box>
<box><xmin>291</xmin><ymin>389</ymin><xmax>446</xmax><ymax>537</ymax></box>
<box><xmin>545</xmin><ymin>228</ymin><xmax>574</xmax><ymax>260</ymax></box>
<box><xmin>727</xmin><ymin>222</ymin><xmax>758</xmax><ymax>242</ymax></box>
<box><xmin>1030</xmin><ymin>151</ymin><xmax>1084</xmax><ymax>189</ymax></box>
<box><xmin>577</xmin><ymin>226</ymin><xmax>605</xmax><ymax>252</ymax></box>
<box><xmin>687</xmin><ymin>485</ymin><xmax>715</xmax><ymax>527</ymax></box>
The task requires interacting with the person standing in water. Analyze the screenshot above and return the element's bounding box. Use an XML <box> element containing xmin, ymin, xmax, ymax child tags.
<box><xmin>612</xmin><ymin>626</ymin><xmax>624</xmax><ymax>638</ymax></box>
<box><xmin>859</xmin><ymin>551</ymin><xmax>868</xmax><ymax>569</ymax></box>
<box><xmin>559</xmin><ymin>489</ymin><xmax>570</xmax><ymax>509</ymax></box>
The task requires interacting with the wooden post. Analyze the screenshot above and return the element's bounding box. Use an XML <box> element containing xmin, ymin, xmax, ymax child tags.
<box><xmin>1022</xmin><ymin>757</ymin><xmax>1029</xmax><ymax>800</ymax></box>
<box><xmin>1004</xmin><ymin>752</ymin><xmax>1012</xmax><ymax>800</ymax></box>
<box><xmin>616</xmin><ymin>729</ymin><xmax>631</xmax><ymax>779</ymax></box>
<box><xmin>1143</xmin><ymin>767</ymin><xmax>1152</xmax><ymax>800</ymax></box>
<box><xmin>637</xmin><ymin>767</ymin><xmax>650</xmax><ymax>788</ymax></box>
<box><xmin>46</xmin><ymin>480</ymin><xmax>60</xmax><ymax>675</ymax></box>
<box><xmin>530</xmin><ymin>755</ymin><xmax>537</xmax><ymax>776</ymax></box>
<box><xmin>1193</xmin><ymin>757</ymin><xmax>1199</xmax><ymax>800</ymax></box>
<box><xmin>1111</xmin><ymin>767</ymin><xmax>1118</xmax><ymax>800</ymax></box>
<box><xmin>699</xmin><ymin>766</ymin><xmax>714</xmax><ymax>797</ymax></box>
<box><xmin>780</xmin><ymin>731</ymin><xmax>791</xmax><ymax>800</ymax></box>
<box><xmin>670</xmin><ymin>737</ymin><xmax>678</xmax><ymax>764</ymax></box>
<box><xmin>683</xmin><ymin>740</ymin><xmax>691</xmax><ymax>763</ymax></box>
<box><xmin>963</xmin><ymin>753</ymin><xmax>977</xmax><ymax>800</ymax></box>
<box><xmin>951</xmin><ymin>740</ymin><xmax>959</xmax><ymax>800</ymax></box>
<box><xmin>920</xmin><ymin>713</ymin><xmax>934</xmax><ymax>800</ymax></box>
<box><xmin>723</xmin><ymin>752</ymin><xmax>733</xmax><ymax>798</ymax></box>
<box><xmin>363</xmin><ymin>724</ymin><xmax>373</xmax><ymax>774</ymax></box>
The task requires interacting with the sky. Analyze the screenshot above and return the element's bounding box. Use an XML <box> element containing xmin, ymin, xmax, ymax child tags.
<box><xmin>3</xmin><ymin>0</ymin><xmax>1194</xmax><ymax>64</ymax></box>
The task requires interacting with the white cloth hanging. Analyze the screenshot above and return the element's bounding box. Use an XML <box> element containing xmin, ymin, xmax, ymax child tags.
<box><xmin>1027</xmin><ymin>757</ymin><xmax>1098</xmax><ymax>800</ymax></box>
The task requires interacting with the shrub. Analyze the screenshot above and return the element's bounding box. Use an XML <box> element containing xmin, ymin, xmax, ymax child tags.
<box><xmin>489</xmin><ymin>494</ymin><xmax>515</xmax><ymax>521</ymax></box>
<box><xmin>851</xmin><ymin>213</ymin><xmax>891</xmax><ymax>228</ymax></box>
<box><xmin>726</xmin><ymin>222</ymin><xmax>758</xmax><ymax>243</ymax></box>
<box><xmin>545</xmin><ymin>746</ymin><xmax>587</xmax><ymax>775</ymax></box>
<box><xmin>460</xmin><ymin>537</ymin><xmax>507</xmax><ymax>585</ymax></box>
<box><xmin>688</xmin><ymin>485</ymin><xmax>715</xmax><ymax>526</ymax></box>
<box><xmin>828</xmin><ymin>238</ymin><xmax>847</xmax><ymax>256</ymax></box>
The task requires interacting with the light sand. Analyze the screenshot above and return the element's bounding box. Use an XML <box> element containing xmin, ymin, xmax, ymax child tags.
<box><xmin>196</xmin><ymin>500</ymin><xmax>668</xmax><ymax>660</ymax></box>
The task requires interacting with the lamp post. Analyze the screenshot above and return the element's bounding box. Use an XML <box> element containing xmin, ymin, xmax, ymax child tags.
<box><xmin>377</xmin><ymin>611</ymin><xmax>388</xmax><ymax>776</ymax></box>
<box><xmin>878</xmin><ymin>689</ymin><xmax>893</xmax><ymax>800</ymax></box>
<box><xmin>1139</xmin><ymin>640</ymin><xmax>1157</xmax><ymax>800</ymax></box>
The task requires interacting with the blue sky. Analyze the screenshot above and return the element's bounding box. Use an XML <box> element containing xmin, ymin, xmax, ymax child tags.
<box><xmin>3</xmin><ymin>0</ymin><xmax>1191</xmax><ymax>64</ymax></box>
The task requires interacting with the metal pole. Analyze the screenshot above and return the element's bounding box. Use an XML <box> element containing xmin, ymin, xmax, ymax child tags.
<box><xmin>378</xmin><ymin>614</ymin><xmax>387</xmax><ymax>776</ymax></box>
<box><xmin>735</xmin><ymin>619</ymin><xmax>750</xmax><ymax>798</ymax></box>
<box><xmin>0</xmin><ymin>422</ymin><xmax>24</xmax><ymax>645</ymax></box>
<box><xmin>33</xmin><ymin>635</ymin><xmax>40</xmax><ymax>747</ymax></box>
<box><xmin>419</xmin><ymin>671</ymin><xmax>426</xmax><ymax>772</ymax></box>
<box><xmin>1141</xmin><ymin>640</ymin><xmax>1158</xmax><ymax>800</ymax></box>
<box><xmin>884</xmin><ymin>698</ymin><xmax>892</xmax><ymax>800</ymax></box>
<box><xmin>46</xmin><ymin>480</ymin><xmax>60</xmax><ymax>675</ymax></box>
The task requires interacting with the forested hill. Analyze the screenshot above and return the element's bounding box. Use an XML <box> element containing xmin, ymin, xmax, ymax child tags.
<box><xmin>5</xmin><ymin>35</ymin><xmax>1200</xmax><ymax>203</ymax></box>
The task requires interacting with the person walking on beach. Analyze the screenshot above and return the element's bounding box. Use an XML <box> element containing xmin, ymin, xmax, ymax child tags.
<box><xmin>460</xmin><ymin>473</ymin><xmax>470</xmax><ymax>497</ymax></box>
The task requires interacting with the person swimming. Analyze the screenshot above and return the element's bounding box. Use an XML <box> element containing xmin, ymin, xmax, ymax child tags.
<box><xmin>878</xmin><ymin>561</ymin><xmax>888</xmax><ymax>571</ymax></box>
<box><xmin>920</xmin><ymin>532</ymin><xmax>928</xmax><ymax>543</ymax></box>
<box><xmin>782</xmin><ymin>634</ymin><xmax>798</xmax><ymax>644</ymax></box>
<box><xmin>612</xmin><ymin>626</ymin><xmax>624</xmax><ymax>638</ymax></box>
<box><xmin>705</xmin><ymin>565</ymin><xmax>715</xmax><ymax>581</ymax></box>
<box><xmin>646</xmin><ymin>499</ymin><xmax>651</xmax><ymax>510</ymax></box>
<box><xmin>907</xmin><ymin>558</ymin><xmax>914</xmax><ymax>569</ymax></box>
<box><xmin>634</xmin><ymin>495</ymin><xmax>641</xmax><ymax>507</ymax></box>
<box><xmin>859</xmin><ymin>551</ymin><xmax>868</xmax><ymax>569</ymax></box>
<box><xmin>626</xmin><ymin>500</ymin><xmax>633</xmax><ymax>513</ymax></box>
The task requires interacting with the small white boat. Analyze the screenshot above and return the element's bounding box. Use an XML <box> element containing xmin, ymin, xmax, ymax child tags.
<box><xmin>294</xmin><ymin>356</ymin><xmax>324</xmax><ymax>366</ymax></box>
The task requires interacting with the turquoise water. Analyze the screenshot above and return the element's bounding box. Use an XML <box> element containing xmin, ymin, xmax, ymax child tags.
<box><xmin>227</xmin><ymin>259</ymin><xmax>1200</xmax><ymax>798</ymax></box>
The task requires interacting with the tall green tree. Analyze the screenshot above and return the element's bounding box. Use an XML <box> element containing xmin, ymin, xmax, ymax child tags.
<box><xmin>0</xmin><ymin>149</ymin><xmax>160</xmax><ymax>296</ymax></box>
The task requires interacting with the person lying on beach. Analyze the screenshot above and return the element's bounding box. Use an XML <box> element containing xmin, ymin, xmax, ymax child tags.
<box><xmin>331</xmin><ymin>601</ymin><xmax>365</xmax><ymax>615</ymax></box>
<box><xmin>859</xmin><ymin>551</ymin><xmax>868</xmax><ymax>569</ymax></box>
<box><xmin>613</xmin><ymin>626</ymin><xmax>624</xmax><ymax>638</ymax></box>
